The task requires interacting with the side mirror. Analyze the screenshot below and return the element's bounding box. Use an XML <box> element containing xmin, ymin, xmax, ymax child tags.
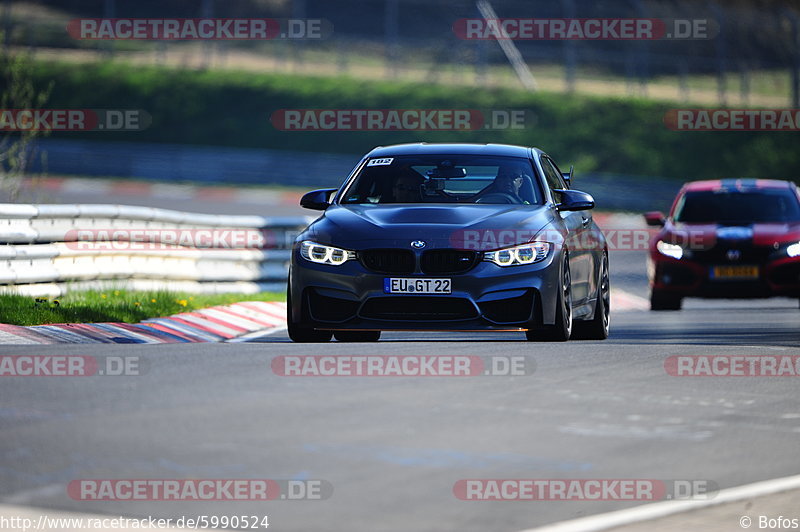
<box><xmin>300</xmin><ymin>188</ymin><xmax>337</xmax><ymax>211</ymax></box>
<box><xmin>562</xmin><ymin>165</ymin><xmax>573</xmax><ymax>187</ymax></box>
<box><xmin>554</xmin><ymin>189</ymin><xmax>594</xmax><ymax>211</ymax></box>
<box><xmin>644</xmin><ymin>211</ymin><xmax>666</xmax><ymax>227</ymax></box>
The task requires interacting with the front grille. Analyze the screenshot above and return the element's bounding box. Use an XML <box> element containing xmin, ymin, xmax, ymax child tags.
<box><xmin>690</xmin><ymin>244</ymin><xmax>772</xmax><ymax>265</ymax></box>
<box><xmin>479</xmin><ymin>291</ymin><xmax>534</xmax><ymax>324</ymax></box>
<box><xmin>359</xmin><ymin>249</ymin><xmax>415</xmax><ymax>274</ymax></box>
<box><xmin>421</xmin><ymin>249</ymin><xmax>480</xmax><ymax>274</ymax></box>
<box><xmin>360</xmin><ymin>297</ymin><xmax>478</xmax><ymax>321</ymax></box>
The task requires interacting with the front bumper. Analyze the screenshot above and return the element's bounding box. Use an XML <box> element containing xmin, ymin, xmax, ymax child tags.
<box><xmin>290</xmin><ymin>248</ymin><xmax>562</xmax><ymax>331</ymax></box>
<box><xmin>648</xmin><ymin>254</ymin><xmax>800</xmax><ymax>298</ymax></box>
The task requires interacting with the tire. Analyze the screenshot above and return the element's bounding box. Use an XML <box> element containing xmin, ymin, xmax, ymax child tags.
<box><xmin>527</xmin><ymin>253</ymin><xmax>572</xmax><ymax>342</ymax></box>
<box><xmin>287</xmin><ymin>283</ymin><xmax>332</xmax><ymax>343</ymax></box>
<box><xmin>334</xmin><ymin>331</ymin><xmax>381</xmax><ymax>342</ymax></box>
<box><xmin>650</xmin><ymin>290</ymin><xmax>682</xmax><ymax>311</ymax></box>
<box><xmin>572</xmin><ymin>252</ymin><xmax>610</xmax><ymax>340</ymax></box>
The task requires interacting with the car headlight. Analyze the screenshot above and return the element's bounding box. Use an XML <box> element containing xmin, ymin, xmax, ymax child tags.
<box><xmin>483</xmin><ymin>242</ymin><xmax>550</xmax><ymax>267</ymax></box>
<box><xmin>656</xmin><ymin>240</ymin><xmax>683</xmax><ymax>260</ymax></box>
<box><xmin>300</xmin><ymin>241</ymin><xmax>355</xmax><ymax>265</ymax></box>
<box><xmin>787</xmin><ymin>242</ymin><xmax>800</xmax><ymax>258</ymax></box>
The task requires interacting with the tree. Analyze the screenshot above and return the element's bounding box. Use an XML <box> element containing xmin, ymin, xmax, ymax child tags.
<box><xmin>0</xmin><ymin>37</ymin><xmax>53</xmax><ymax>201</ymax></box>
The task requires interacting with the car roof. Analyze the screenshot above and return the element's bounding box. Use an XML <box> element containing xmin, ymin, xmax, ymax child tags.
<box><xmin>366</xmin><ymin>143</ymin><xmax>536</xmax><ymax>158</ymax></box>
<box><xmin>682</xmin><ymin>178</ymin><xmax>795</xmax><ymax>192</ymax></box>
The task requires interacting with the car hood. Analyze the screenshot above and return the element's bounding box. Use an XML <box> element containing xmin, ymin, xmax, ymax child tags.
<box><xmin>305</xmin><ymin>204</ymin><xmax>558</xmax><ymax>249</ymax></box>
<box><xmin>661</xmin><ymin>221</ymin><xmax>800</xmax><ymax>248</ymax></box>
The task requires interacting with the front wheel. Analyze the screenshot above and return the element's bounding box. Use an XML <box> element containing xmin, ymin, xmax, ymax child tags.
<box><xmin>527</xmin><ymin>253</ymin><xmax>572</xmax><ymax>342</ymax></box>
<box><xmin>572</xmin><ymin>252</ymin><xmax>610</xmax><ymax>340</ymax></box>
<box><xmin>334</xmin><ymin>331</ymin><xmax>381</xmax><ymax>342</ymax></box>
<box><xmin>650</xmin><ymin>290</ymin><xmax>682</xmax><ymax>311</ymax></box>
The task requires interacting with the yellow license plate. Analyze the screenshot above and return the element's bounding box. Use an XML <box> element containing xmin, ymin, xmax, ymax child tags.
<box><xmin>711</xmin><ymin>266</ymin><xmax>760</xmax><ymax>279</ymax></box>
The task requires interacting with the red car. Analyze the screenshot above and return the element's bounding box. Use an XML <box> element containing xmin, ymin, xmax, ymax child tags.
<box><xmin>644</xmin><ymin>179</ymin><xmax>800</xmax><ymax>310</ymax></box>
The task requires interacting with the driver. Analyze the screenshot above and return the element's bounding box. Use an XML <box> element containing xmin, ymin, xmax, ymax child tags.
<box><xmin>480</xmin><ymin>170</ymin><xmax>529</xmax><ymax>204</ymax></box>
<box><xmin>496</xmin><ymin>172</ymin><xmax>524</xmax><ymax>198</ymax></box>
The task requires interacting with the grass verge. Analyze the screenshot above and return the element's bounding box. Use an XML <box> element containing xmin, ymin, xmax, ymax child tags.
<box><xmin>0</xmin><ymin>290</ymin><xmax>285</xmax><ymax>326</ymax></box>
<box><xmin>29</xmin><ymin>60</ymin><xmax>800</xmax><ymax>180</ymax></box>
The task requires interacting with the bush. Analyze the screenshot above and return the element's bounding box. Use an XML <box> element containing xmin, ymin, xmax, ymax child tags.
<box><xmin>31</xmin><ymin>60</ymin><xmax>800</xmax><ymax>180</ymax></box>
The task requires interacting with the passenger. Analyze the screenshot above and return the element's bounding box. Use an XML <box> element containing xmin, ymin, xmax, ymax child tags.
<box><xmin>391</xmin><ymin>172</ymin><xmax>425</xmax><ymax>203</ymax></box>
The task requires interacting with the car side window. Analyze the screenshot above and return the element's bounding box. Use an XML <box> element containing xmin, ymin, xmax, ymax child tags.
<box><xmin>540</xmin><ymin>156</ymin><xmax>567</xmax><ymax>202</ymax></box>
<box><xmin>546</xmin><ymin>157</ymin><xmax>569</xmax><ymax>189</ymax></box>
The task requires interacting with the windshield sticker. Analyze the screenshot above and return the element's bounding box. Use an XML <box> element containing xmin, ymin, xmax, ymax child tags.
<box><xmin>367</xmin><ymin>158</ymin><xmax>394</xmax><ymax>166</ymax></box>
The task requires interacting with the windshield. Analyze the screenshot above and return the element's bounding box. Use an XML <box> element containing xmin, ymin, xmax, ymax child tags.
<box><xmin>340</xmin><ymin>155</ymin><xmax>544</xmax><ymax>205</ymax></box>
<box><xmin>673</xmin><ymin>189</ymin><xmax>800</xmax><ymax>224</ymax></box>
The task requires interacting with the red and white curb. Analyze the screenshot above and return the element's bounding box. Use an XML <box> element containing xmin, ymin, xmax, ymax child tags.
<box><xmin>0</xmin><ymin>290</ymin><xmax>647</xmax><ymax>344</ymax></box>
<box><xmin>22</xmin><ymin>176</ymin><xmax>303</xmax><ymax>206</ymax></box>
<box><xmin>611</xmin><ymin>288</ymin><xmax>650</xmax><ymax>311</ymax></box>
<box><xmin>0</xmin><ymin>301</ymin><xmax>287</xmax><ymax>345</ymax></box>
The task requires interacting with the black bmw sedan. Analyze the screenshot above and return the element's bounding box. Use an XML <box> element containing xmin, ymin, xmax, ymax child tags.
<box><xmin>288</xmin><ymin>143</ymin><xmax>609</xmax><ymax>342</ymax></box>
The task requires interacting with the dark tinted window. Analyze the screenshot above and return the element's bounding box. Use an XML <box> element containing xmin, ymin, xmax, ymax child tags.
<box><xmin>674</xmin><ymin>189</ymin><xmax>800</xmax><ymax>223</ymax></box>
<box><xmin>541</xmin><ymin>157</ymin><xmax>567</xmax><ymax>190</ymax></box>
<box><xmin>540</xmin><ymin>156</ymin><xmax>567</xmax><ymax>203</ymax></box>
<box><xmin>340</xmin><ymin>155</ymin><xmax>544</xmax><ymax>205</ymax></box>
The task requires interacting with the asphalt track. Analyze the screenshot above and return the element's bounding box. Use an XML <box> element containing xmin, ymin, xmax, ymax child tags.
<box><xmin>1</xmin><ymin>187</ymin><xmax>798</xmax><ymax>531</ymax></box>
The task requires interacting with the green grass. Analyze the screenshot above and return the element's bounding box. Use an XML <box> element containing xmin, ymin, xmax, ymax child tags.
<box><xmin>0</xmin><ymin>290</ymin><xmax>285</xmax><ymax>326</ymax></box>
<box><xmin>26</xmin><ymin>59</ymin><xmax>800</xmax><ymax>181</ymax></box>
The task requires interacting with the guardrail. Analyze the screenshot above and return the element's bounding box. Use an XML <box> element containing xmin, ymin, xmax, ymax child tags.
<box><xmin>31</xmin><ymin>139</ymin><xmax>356</xmax><ymax>188</ymax></box>
<box><xmin>0</xmin><ymin>204</ymin><xmax>312</xmax><ymax>297</ymax></box>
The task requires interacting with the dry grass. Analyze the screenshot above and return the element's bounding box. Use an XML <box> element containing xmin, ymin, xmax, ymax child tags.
<box><xmin>20</xmin><ymin>43</ymin><xmax>793</xmax><ymax>107</ymax></box>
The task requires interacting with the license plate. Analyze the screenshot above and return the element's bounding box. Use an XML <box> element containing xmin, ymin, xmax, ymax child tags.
<box><xmin>710</xmin><ymin>265</ymin><xmax>760</xmax><ymax>280</ymax></box>
<box><xmin>384</xmin><ymin>278</ymin><xmax>451</xmax><ymax>294</ymax></box>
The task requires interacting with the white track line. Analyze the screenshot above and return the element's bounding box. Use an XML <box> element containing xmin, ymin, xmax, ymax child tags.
<box><xmin>519</xmin><ymin>473</ymin><xmax>800</xmax><ymax>532</ymax></box>
<box><xmin>226</xmin><ymin>326</ymin><xmax>288</xmax><ymax>342</ymax></box>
